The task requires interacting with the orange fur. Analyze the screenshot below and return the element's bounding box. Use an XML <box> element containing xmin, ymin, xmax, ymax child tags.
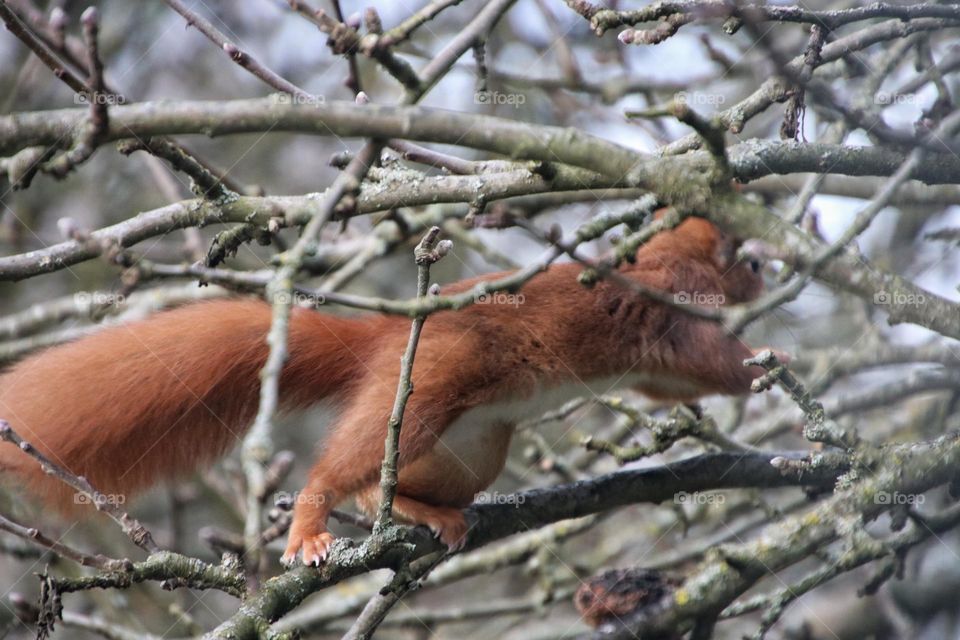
<box><xmin>0</xmin><ymin>217</ymin><xmax>768</xmax><ymax>564</ymax></box>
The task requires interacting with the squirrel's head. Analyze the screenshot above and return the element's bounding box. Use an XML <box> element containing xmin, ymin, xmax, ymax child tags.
<box><xmin>645</xmin><ymin>211</ymin><xmax>764</xmax><ymax>304</ymax></box>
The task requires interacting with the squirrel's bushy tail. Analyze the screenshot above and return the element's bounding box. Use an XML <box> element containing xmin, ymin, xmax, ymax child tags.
<box><xmin>0</xmin><ymin>298</ymin><xmax>375</xmax><ymax>510</ymax></box>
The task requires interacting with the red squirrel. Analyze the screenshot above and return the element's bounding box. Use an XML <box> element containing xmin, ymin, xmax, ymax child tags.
<box><xmin>0</xmin><ymin>216</ymin><xmax>768</xmax><ymax>566</ymax></box>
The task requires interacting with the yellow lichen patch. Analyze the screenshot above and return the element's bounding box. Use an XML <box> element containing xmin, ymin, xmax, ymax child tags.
<box><xmin>675</xmin><ymin>589</ymin><xmax>690</xmax><ymax>606</ymax></box>
<box><xmin>803</xmin><ymin>512</ymin><xmax>821</xmax><ymax>526</ymax></box>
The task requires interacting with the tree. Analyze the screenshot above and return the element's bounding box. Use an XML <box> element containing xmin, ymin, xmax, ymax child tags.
<box><xmin>0</xmin><ymin>0</ymin><xmax>959</xmax><ymax>638</ymax></box>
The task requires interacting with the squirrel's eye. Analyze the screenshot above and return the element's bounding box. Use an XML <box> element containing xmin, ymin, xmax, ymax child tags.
<box><xmin>749</xmin><ymin>259</ymin><xmax>761</xmax><ymax>274</ymax></box>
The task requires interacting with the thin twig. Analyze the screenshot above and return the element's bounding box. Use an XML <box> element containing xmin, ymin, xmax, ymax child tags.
<box><xmin>375</xmin><ymin>227</ymin><xmax>451</xmax><ymax>528</ymax></box>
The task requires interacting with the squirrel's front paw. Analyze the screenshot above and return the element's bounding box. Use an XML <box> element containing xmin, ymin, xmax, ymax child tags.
<box><xmin>281</xmin><ymin>530</ymin><xmax>336</xmax><ymax>567</ymax></box>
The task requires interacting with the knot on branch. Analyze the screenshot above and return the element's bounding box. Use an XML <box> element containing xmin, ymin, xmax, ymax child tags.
<box><xmin>413</xmin><ymin>226</ymin><xmax>452</xmax><ymax>265</ymax></box>
<box><xmin>326</xmin><ymin>19</ymin><xmax>361</xmax><ymax>55</ymax></box>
